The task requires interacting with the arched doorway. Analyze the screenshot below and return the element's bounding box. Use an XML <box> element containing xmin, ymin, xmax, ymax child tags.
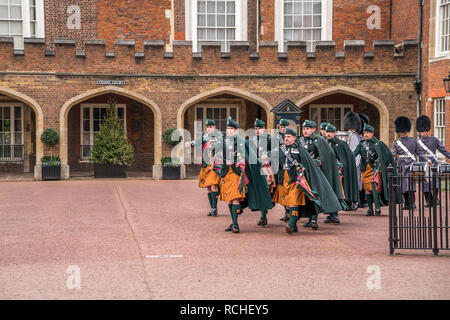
<box><xmin>60</xmin><ymin>86</ymin><xmax>162</xmax><ymax>179</ymax></box>
<box><xmin>296</xmin><ymin>86</ymin><xmax>390</xmax><ymax>143</ymax></box>
<box><xmin>178</xmin><ymin>87</ymin><xmax>273</xmax><ymax>178</ymax></box>
<box><xmin>0</xmin><ymin>87</ymin><xmax>43</xmax><ymax>178</ymax></box>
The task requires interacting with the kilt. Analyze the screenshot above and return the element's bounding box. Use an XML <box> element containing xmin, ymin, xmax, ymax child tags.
<box><xmin>198</xmin><ymin>165</ymin><xmax>220</xmax><ymax>188</ymax></box>
<box><xmin>219</xmin><ymin>167</ymin><xmax>246</xmax><ymax>202</ymax></box>
<box><xmin>272</xmin><ymin>171</ymin><xmax>306</xmax><ymax>207</ymax></box>
<box><xmin>362</xmin><ymin>164</ymin><xmax>374</xmax><ymax>192</ymax></box>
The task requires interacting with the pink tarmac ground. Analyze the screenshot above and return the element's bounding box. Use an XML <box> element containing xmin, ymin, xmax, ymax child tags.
<box><xmin>1</xmin><ymin>179</ymin><xmax>449</xmax><ymax>300</ymax></box>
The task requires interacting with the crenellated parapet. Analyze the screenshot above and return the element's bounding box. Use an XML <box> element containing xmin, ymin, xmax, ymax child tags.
<box><xmin>0</xmin><ymin>37</ymin><xmax>419</xmax><ymax>75</ymax></box>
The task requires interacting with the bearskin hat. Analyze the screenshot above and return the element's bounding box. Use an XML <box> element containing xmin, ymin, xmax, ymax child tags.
<box><xmin>344</xmin><ymin>112</ymin><xmax>362</xmax><ymax>131</ymax></box>
<box><xmin>394</xmin><ymin>116</ymin><xmax>412</xmax><ymax>133</ymax></box>
<box><xmin>416</xmin><ymin>115</ymin><xmax>431</xmax><ymax>132</ymax></box>
<box><xmin>358</xmin><ymin>114</ymin><xmax>369</xmax><ymax>134</ymax></box>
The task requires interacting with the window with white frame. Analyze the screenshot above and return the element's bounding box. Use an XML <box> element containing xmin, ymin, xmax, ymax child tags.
<box><xmin>436</xmin><ymin>0</ymin><xmax>450</xmax><ymax>56</ymax></box>
<box><xmin>284</xmin><ymin>0</ymin><xmax>322</xmax><ymax>51</ymax></box>
<box><xmin>80</xmin><ymin>104</ymin><xmax>126</xmax><ymax>160</ymax></box>
<box><xmin>0</xmin><ymin>0</ymin><xmax>44</xmax><ymax>49</ymax></box>
<box><xmin>276</xmin><ymin>0</ymin><xmax>332</xmax><ymax>52</ymax></box>
<box><xmin>197</xmin><ymin>0</ymin><xmax>236</xmax><ymax>41</ymax></box>
<box><xmin>434</xmin><ymin>98</ymin><xmax>446</xmax><ymax>145</ymax></box>
<box><xmin>186</xmin><ymin>0</ymin><xmax>246</xmax><ymax>51</ymax></box>
<box><xmin>194</xmin><ymin>105</ymin><xmax>238</xmax><ymax>138</ymax></box>
<box><xmin>0</xmin><ymin>104</ymin><xmax>23</xmax><ymax>162</ymax></box>
<box><xmin>310</xmin><ymin>104</ymin><xmax>352</xmax><ymax>132</ymax></box>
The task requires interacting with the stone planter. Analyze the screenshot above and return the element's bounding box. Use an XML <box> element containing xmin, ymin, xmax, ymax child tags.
<box><xmin>162</xmin><ymin>166</ymin><xmax>181</xmax><ymax>180</ymax></box>
<box><xmin>42</xmin><ymin>165</ymin><xmax>61</xmax><ymax>180</ymax></box>
<box><xmin>94</xmin><ymin>163</ymin><xmax>127</xmax><ymax>178</ymax></box>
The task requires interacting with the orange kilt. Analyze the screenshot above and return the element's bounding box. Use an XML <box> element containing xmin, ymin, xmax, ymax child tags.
<box><xmin>272</xmin><ymin>171</ymin><xmax>306</xmax><ymax>207</ymax></box>
<box><xmin>198</xmin><ymin>165</ymin><xmax>220</xmax><ymax>188</ymax></box>
<box><xmin>219</xmin><ymin>167</ymin><xmax>246</xmax><ymax>202</ymax></box>
<box><xmin>362</xmin><ymin>164</ymin><xmax>374</xmax><ymax>192</ymax></box>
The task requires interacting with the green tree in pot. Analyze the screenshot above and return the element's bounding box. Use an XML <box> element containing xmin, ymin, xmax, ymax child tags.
<box><xmin>162</xmin><ymin>128</ymin><xmax>182</xmax><ymax>179</ymax></box>
<box><xmin>91</xmin><ymin>97</ymin><xmax>134</xmax><ymax>178</ymax></box>
<box><xmin>40</xmin><ymin>128</ymin><xmax>61</xmax><ymax>180</ymax></box>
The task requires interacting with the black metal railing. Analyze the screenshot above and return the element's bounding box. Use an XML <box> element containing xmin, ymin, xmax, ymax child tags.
<box><xmin>388</xmin><ymin>164</ymin><xmax>450</xmax><ymax>256</ymax></box>
<box><xmin>81</xmin><ymin>144</ymin><xmax>93</xmax><ymax>160</ymax></box>
<box><xmin>0</xmin><ymin>144</ymin><xmax>24</xmax><ymax>162</ymax></box>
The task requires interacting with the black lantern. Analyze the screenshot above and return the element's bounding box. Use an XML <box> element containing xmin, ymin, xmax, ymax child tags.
<box><xmin>444</xmin><ymin>71</ymin><xmax>450</xmax><ymax>93</ymax></box>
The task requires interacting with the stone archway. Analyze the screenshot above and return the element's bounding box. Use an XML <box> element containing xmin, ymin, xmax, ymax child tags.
<box><xmin>60</xmin><ymin>86</ymin><xmax>162</xmax><ymax>178</ymax></box>
<box><xmin>0</xmin><ymin>87</ymin><xmax>44</xmax><ymax>179</ymax></box>
<box><xmin>296</xmin><ymin>86</ymin><xmax>390</xmax><ymax>143</ymax></box>
<box><xmin>177</xmin><ymin>86</ymin><xmax>274</xmax><ymax>130</ymax></box>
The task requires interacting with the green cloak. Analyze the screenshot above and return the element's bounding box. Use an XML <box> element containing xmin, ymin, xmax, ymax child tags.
<box><xmin>218</xmin><ymin>135</ymin><xmax>274</xmax><ymax>211</ymax></box>
<box><xmin>308</xmin><ymin>133</ymin><xmax>345</xmax><ymax>202</ymax></box>
<box><xmin>278</xmin><ymin>142</ymin><xmax>343</xmax><ymax>215</ymax></box>
<box><xmin>370</xmin><ymin>137</ymin><xmax>398</xmax><ymax>203</ymax></box>
<box><xmin>329</xmin><ymin>136</ymin><xmax>359</xmax><ymax>202</ymax></box>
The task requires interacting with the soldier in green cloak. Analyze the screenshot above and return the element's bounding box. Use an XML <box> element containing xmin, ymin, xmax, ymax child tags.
<box><xmin>325</xmin><ymin>124</ymin><xmax>360</xmax><ymax>216</ymax></box>
<box><xmin>277</xmin><ymin>118</ymin><xmax>293</xmax><ymax>222</ymax></box>
<box><xmin>298</xmin><ymin>120</ymin><xmax>345</xmax><ymax>227</ymax></box>
<box><xmin>352</xmin><ymin>124</ymin><xmax>397</xmax><ymax>216</ymax></box>
<box><xmin>249</xmin><ymin>118</ymin><xmax>277</xmax><ymax>226</ymax></box>
<box><xmin>273</xmin><ymin>128</ymin><xmax>343</xmax><ymax>233</ymax></box>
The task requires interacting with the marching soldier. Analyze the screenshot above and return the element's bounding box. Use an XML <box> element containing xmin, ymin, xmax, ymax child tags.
<box><xmin>249</xmin><ymin>118</ymin><xmax>277</xmax><ymax>226</ymax></box>
<box><xmin>320</xmin><ymin>122</ymin><xmax>329</xmax><ymax>137</ymax></box>
<box><xmin>217</xmin><ymin>117</ymin><xmax>273</xmax><ymax>233</ymax></box>
<box><xmin>344</xmin><ymin>112</ymin><xmax>364</xmax><ymax>211</ymax></box>
<box><xmin>298</xmin><ymin>120</ymin><xmax>345</xmax><ymax>226</ymax></box>
<box><xmin>185</xmin><ymin>119</ymin><xmax>223</xmax><ymax>216</ymax></box>
<box><xmin>416</xmin><ymin>115</ymin><xmax>450</xmax><ymax>207</ymax></box>
<box><xmin>277</xmin><ymin>118</ymin><xmax>292</xmax><ymax>222</ymax></box>
<box><xmin>273</xmin><ymin>128</ymin><xmax>342</xmax><ymax>233</ymax></box>
<box><xmin>277</xmin><ymin>118</ymin><xmax>290</xmax><ymax>146</ymax></box>
<box><xmin>325</xmin><ymin>124</ymin><xmax>360</xmax><ymax>213</ymax></box>
<box><xmin>357</xmin><ymin>114</ymin><xmax>370</xmax><ymax>208</ymax></box>
<box><xmin>391</xmin><ymin>116</ymin><xmax>425</xmax><ymax>210</ymax></box>
<box><xmin>353</xmin><ymin>124</ymin><xmax>397</xmax><ymax>216</ymax></box>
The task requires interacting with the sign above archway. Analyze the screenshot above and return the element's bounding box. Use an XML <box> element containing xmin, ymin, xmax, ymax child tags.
<box><xmin>271</xmin><ymin>99</ymin><xmax>303</xmax><ymax>135</ymax></box>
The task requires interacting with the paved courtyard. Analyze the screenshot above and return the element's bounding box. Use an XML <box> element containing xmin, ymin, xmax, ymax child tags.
<box><xmin>1</xmin><ymin>179</ymin><xmax>449</xmax><ymax>300</ymax></box>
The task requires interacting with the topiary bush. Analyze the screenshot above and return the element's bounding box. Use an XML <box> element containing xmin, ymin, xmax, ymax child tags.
<box><xmin>40</xmin><ymin>128</ymin><xmax>60</xmax><ymax>146</ymax></box>
<box><xmin>162</xmin><ymin>128</ymin><xmax>182</xmax><ymax>146</ymax></box>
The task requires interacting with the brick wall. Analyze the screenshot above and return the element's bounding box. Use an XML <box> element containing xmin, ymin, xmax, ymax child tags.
<box><xmin>391</xmin><ymin>0</ymin><xmax>418</xmax><ymax>43</ymax></box>
<box><xmin>44</xmin><ymin>0</ymin><xmax>97</xmax><ymax>50</ymax></box>
<box><xmin>333</xmin><ymin>0</ymin><xmax>391</xmax><ymax>50</ymax></box>
<box><xmin>97</xmin><ymin>0</ymin><xmax>171</xmax><ymax>51</ymax></box>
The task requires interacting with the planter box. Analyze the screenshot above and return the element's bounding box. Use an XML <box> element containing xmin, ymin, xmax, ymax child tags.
<box><xmin>163</xmin><ymin>166</ymin><xmax>181</xmax><ymax>180</ymax></box>
<box><xmin>94</xmin><ymin>163</ymin><xmax>127</xmax><ymax>178</ymax></box>
<box><xmin>42</xmin><ymin>165</ymin><xmax>61</xmax><ymax>180</ymax></box>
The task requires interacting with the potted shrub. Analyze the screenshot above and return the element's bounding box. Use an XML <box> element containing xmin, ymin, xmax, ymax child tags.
<box><xmin>40</xmin><ymin>128</ymin><xmax>61</xmax><ymax>180</ymax></box>
<box><xmin>162</xmin><ymin>156</ymin><xmax>181</xmax><ymax>180</ymax></box>
<box><xmin>91</xmin><ymin>97</ymin><xmax>134</xmax><ymax>178</ymax></box>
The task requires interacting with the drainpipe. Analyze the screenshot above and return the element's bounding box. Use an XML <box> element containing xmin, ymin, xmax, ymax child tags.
<box><xmin>258</xmin><ymin>0</ymin><xmax>261</xmax><ymax>48</ymax></box>
<box><xmin>389</xmin><ymin>0</ymin><xmax>392</xmax><ymax>39</ymax></box>
<box><xmin>414</xmin><ymin>0</ymin><xmax>424</xmax><ymax>118</ymax></box>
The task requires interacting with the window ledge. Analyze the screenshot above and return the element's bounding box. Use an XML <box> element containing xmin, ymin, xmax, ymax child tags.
<box><xmin>430</xmin><ymin>54</ymin><xmax>450</xmax><ymax>63</ymax></box>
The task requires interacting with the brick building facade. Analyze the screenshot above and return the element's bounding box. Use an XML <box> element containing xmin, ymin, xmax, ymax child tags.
<box><xmin>0</xmin><ymin>0</ymin><xmax>446</xmax><ymax>179</ymax></box>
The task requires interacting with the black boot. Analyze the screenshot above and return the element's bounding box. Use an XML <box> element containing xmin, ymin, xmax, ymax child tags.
<box><xmin>366</xmin><ymin>194</ymin><xmax>374</xmax><ymax>216</ymax></box>
<box><xmin>402</xmin><ymin>193</ymin><xmax>410</xmax><ymax>210</ymax></box>
<box><xmin>359</xmin><ymin>190</ymin><xmax>368</xmax><ymax>208</ymax></box>
<box><xmin>409</xmin><ymin>192</ymin><xmax>416</xmax><ymax>209</ymax></box>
